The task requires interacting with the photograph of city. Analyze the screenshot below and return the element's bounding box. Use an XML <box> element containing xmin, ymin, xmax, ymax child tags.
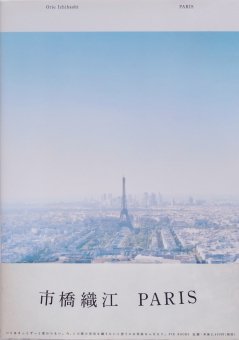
<box><xmin>1</xmin><ymin>32</ymin><xmax>239</xmax><ymax>264</ymax></box>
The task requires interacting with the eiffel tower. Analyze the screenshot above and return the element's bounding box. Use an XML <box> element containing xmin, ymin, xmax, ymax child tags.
<box><xmin>120</xmin><ymin>177</ymin><xmax>132</xmax><ymax>229</ymax></box>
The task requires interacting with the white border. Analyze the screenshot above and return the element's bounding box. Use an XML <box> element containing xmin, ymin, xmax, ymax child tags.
<box><xmin>1</xmin><ymin>0</ymin><xmax>239</xmax><ymax>32</ymax></box>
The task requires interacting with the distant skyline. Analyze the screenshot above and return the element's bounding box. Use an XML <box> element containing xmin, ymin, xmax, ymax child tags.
<box><xmin>1</xmin><ymin>32</ymin><xmax>239</xmax><ymax>203</ymax></box>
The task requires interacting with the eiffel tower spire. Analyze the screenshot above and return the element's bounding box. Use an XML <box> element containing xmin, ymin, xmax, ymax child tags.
<box><xmin>120</xmin><ymin>177</ymin><xmax>132</xmax><ymax>228</ymax></box>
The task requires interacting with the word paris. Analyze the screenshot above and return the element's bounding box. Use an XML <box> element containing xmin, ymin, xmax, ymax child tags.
<box><xmin>39</xmin><ymin>290</ymin><xmax>197</xmax><ymax>308</ymax></box>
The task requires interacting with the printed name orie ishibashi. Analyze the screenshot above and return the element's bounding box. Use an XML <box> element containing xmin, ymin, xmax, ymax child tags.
<box><xmin>138</xmin><ymin>290</ymin><xmax>197</xmax><ymax>306</ymax></box>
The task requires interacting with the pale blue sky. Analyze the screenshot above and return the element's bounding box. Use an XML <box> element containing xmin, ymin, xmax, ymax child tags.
<box><xmin>1</xmin><ymin>32</ymin><xmax>239</xmax><ymax>202</ymax></box>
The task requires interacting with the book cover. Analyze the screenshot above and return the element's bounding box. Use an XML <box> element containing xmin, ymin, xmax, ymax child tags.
<box><xmin>1</xmin><ymin>1</ymin><xmax>239</xmax><ymax>339</ymax></box>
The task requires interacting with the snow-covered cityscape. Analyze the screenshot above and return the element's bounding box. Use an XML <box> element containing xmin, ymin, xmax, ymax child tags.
<box><xmin>2</xmin><ymin>183</ymin><xmax>239</xmax><ymax>264</ymax></box>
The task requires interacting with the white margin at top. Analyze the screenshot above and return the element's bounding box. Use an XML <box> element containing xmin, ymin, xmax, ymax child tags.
<box><xmin>0</xmin><ymin>0</ymin><xmax>239</xmax><ymax>32</ymax></box>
